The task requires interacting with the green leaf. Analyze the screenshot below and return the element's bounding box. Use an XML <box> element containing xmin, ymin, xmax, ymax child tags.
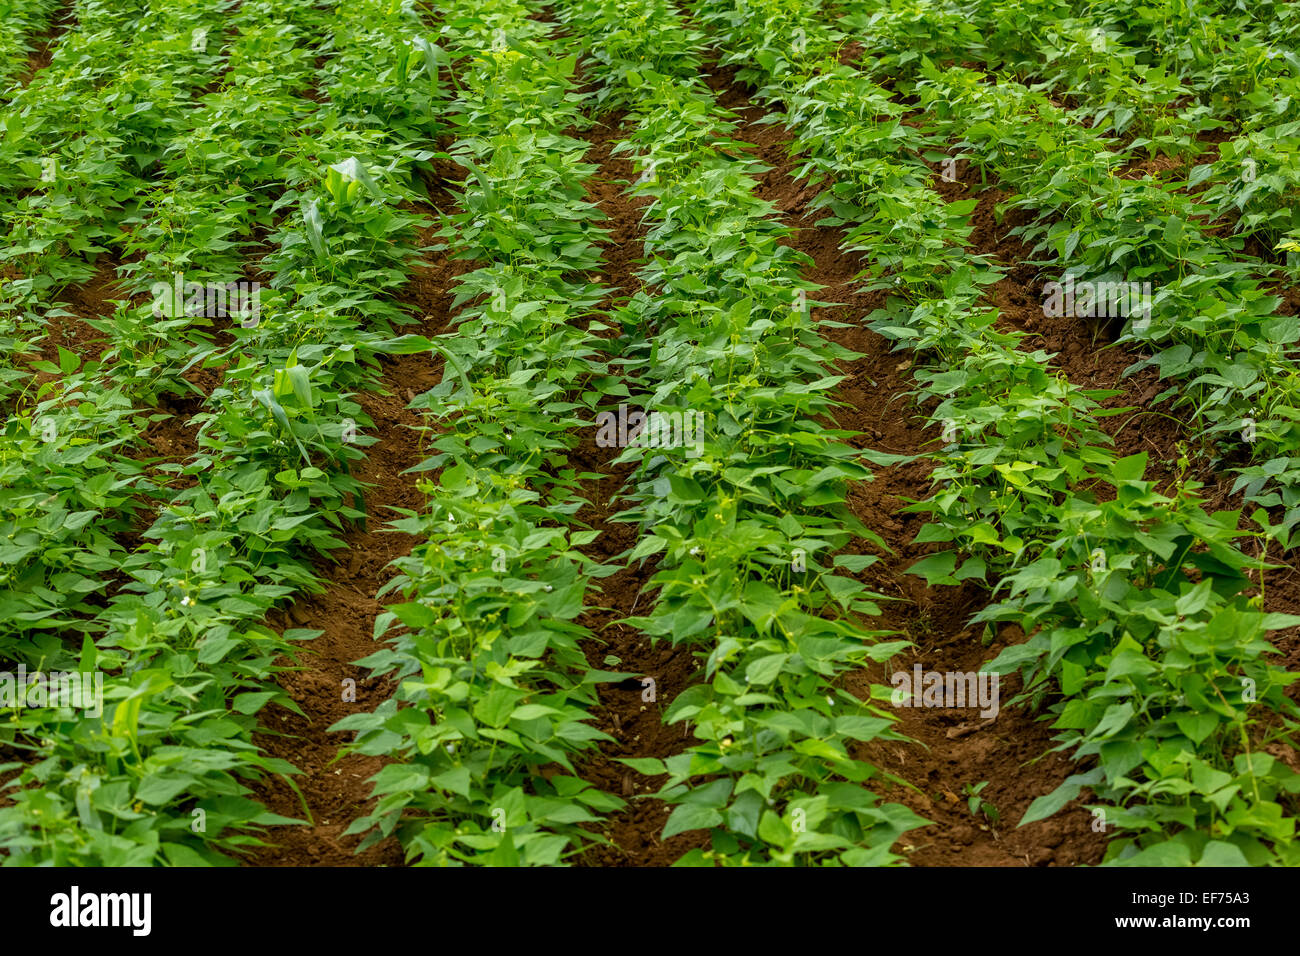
<box><xmin>303</xmin><ymin>198</ymin><xmax>326</xmax><ymax>259</ymax></box>
<box><xmin>1111</xmin><ymin>452</ymin><xmax>1148</xmax><ymax>483</ymax></box>
<box><xmin>745</xmin><ymin>653</ymin><xmax>788</xmax><ymax>685</ymax></box>
<box><xmin>1197</xmin><ymin>841</ymin><xmax>1250</xmax><ymax>867</ymax></box>
<box><xmin>1176</xmin><ymin>712</ymin><xmax>1218</xmax><ymax>745</ymax></box>
<box><xmin>232</xmin><ymin>692</ymin><xmax>277</xmax><ymax>715</ymax></box>
<box><xmin>1019</xmin><ymin>769</ymin><xmax>1102</xmax><ymax>826</ymax></box>
<box><xmin>329</xmin><ymin>157</ymin><xmax>384</xmax><ymax>199</ymax></box>
<box><xmin>285</xmin><ymin>364</ymin><xmax>313</xmax><ymax>409</ymax></box>
<box><xmin>431</xmin><ymin>766</ymin><xmax>472</xmax><ymax>798</ymax></box>
<box><xmin>833</xmin><ymin>554</ymin><xmax>878</xmax><ymax>572</ymax></box>
<box><xmin>905</xmin><ymin>551</ymin><xmax>957</xmax><ymax>585</ymax></box>
<box><xmin>662</xmin><ymin>803</ymin><xmax>723</xmax><ymax>839</ymax></box>
<box><xmin>619</xmin><ymin>757</ymin><xmax>668</xmax><ymax>775</ymax></box>
<box><xmin>135</xmin><ymin>773</ymin><xmax>195</xmax><ymax>806</ymax></box>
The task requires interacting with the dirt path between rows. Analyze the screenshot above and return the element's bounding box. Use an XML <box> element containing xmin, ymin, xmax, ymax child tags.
<box><xmin>14</xmin><ymin>0</ymin><xmax>75</xmax><ymax>89</ymax></box>
<box><xmin>561</xmin><ymin>111</ymin><xmax>712</xmax><ymax>867</ymax></box>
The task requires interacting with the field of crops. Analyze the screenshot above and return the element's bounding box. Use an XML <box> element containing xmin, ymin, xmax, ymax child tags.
<box><xmin>1</xmin><ymin>0</ymin><xmax>1299</xmax><ymax>871</ymax></box>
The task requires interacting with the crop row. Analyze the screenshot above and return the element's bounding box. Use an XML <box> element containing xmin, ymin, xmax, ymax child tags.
<box><xmin>815</xmin><ymin>2</ymin><xmax>1300</xmax><ymax>521</ymax></box>
<box><xmin>0</xmin><ymin>0</ymin><xmax>65</xmax><ymax>96</ymax></box>
<box><xmin>897</xmin><ymin>63</ymin><xmax>1300</xmax><ymax>550</ymax></box>
<box><xmin>802</xmin><ymin>0</ymin><xmax>1300</xmax><ymax>556</ymax></box>
<box><xmin>826</xmin><ymin>1</ymin><xmax>1300</xmax><ymax>300</ymax></box>
<box><xmin>839</xmin><ymin>0</ymin><xmax>1300</xmax><ymax>144</ymax></box>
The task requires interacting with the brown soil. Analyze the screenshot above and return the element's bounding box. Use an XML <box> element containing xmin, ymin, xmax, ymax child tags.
<box><xmin>31</xmin><ymin>264</ymin><xmax>119</xmax><ymax>373</ymax></box>
<box><xmin>582</xmin><ymin>113</ymin><xmax>649</xmax><ymax>314</ymax></box>
<box><xmin>239</xmin><ymin>376</ymin><xmax>426</xmax><ymax>867</ymax></box>
<box><xmin>568</xmin><ymin>429</ymin><xmax>706</xmax><ymax>867</ymax></box>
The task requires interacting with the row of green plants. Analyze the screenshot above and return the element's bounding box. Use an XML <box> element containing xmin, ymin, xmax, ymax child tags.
<box><xmin>832</xmin><ymin>1</ymin><xmax>1300</xmax><ymax>281</ymax></box>
<box><xmin>698</xmin><ymin>0</ymin><xmax>1300</xmax><ymax>864</ymax></box>
<box><xmin>0</xmin><ymin>0</ymin><xmax>350</xmax><ymax>658</ymax></box>
<box><xmin>0</xmin><ymin>0</ymin><xmax>65</xmax><ymax>96</ymax></box>
<box><xmin>557</xmin><ymin>0</ymin><xmax>926</xmax><ymax>866</ymax></box>
<box><xmin>1</xmin><ymin>0</ymin><xmax>323</xmax><ymax>865</ymax></box>
<box><xmin>0</xmin><ymin>0</ymin><xmax>157</xmax><ymax>110</ymax></box>
<box><xmin>0</xmin><ymin>0</ymin><xmax>449</xmax><ymax>864</ymax></box>
<box><xmin>818</xmin><ymin>0</ymin><xmax>1300</xmax><ymax>551</ymax></box>
<box><xmin>337</xmin><ymin>0</ymin><xmax>632</xmax><ymax>866</ymax></box>
<box><xmin>0</xmin><ymin>0</ymin><xmax>212</xmax><ymax>410</ymax></box>
<box><xmin>837</xmin><ymin>0</ymin><xmax>1300</xmax><ymax>150</ymax></box>
<box><xmin>1</xmin><ymin>0</ymin><xmax>233</xmax><ymax>298</ymax></box>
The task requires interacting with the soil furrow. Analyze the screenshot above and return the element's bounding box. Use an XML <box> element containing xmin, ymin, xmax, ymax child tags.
<box><xmin>561</xmin><ymin>108</ymin><xmax>708</xmax><ymax>866</ymax></box>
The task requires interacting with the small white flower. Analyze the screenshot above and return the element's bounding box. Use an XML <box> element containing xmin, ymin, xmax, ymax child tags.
<box><xmin>544</xmin><ymin>585</ymin><xmax>553</xmax><ymax>592</ymax></box>
<box><xmin>181</xmin><ymin>596</ymin><xmax>193</xmax><ymax>607</ymax></box>
<box><xmin>689</xmin><ymin>547</ymin><xmax>701</xmax><ymax>556</ymax></box>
